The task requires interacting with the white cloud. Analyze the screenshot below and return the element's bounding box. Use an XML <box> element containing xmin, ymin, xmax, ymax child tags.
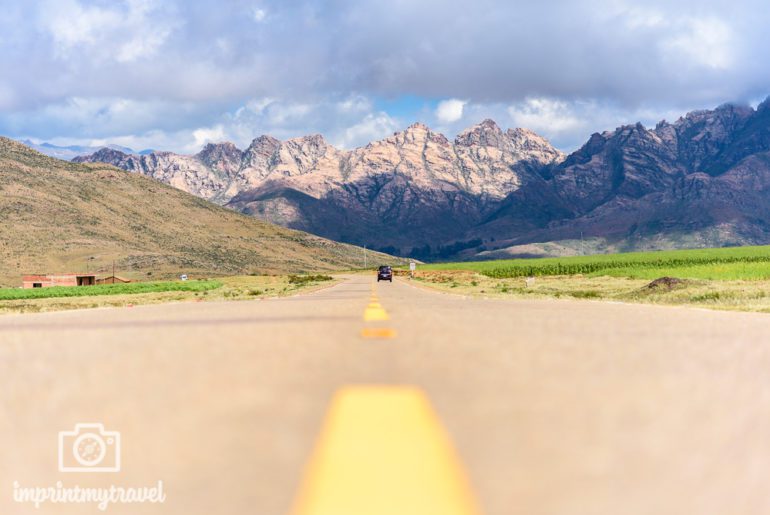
<box><xmin>42</xmin><ymin>1</ymin><xmax>119</xmax><ymax>51</ymax></box>
<box><xmin>662</xmin><ymin>17</ymin><xmax>733</xmax><ymax>70</ymax></box>
<box><xmin>191</xmin><ymin>125</ymin><xmax>227</xmax><ymax>151</ymax></box>
<box><xmin>435</xmin><ymin>99</ymin><xmax>466</xmax><ymax>124</ymax></box>
<box><xmin>0</xmin><ymin>83</ymin><xmax>17</xmax><ymax>110</ymax></box>
<box><xmin>335</xmin><ymin>112</ymin><xmax>399</xmax><ymax>149</ymax></box>
<box><xmin>43</xmin><ymin>95</ymin><xmax>401</xmax><ymax>153</ymax></box>
<box><xmin>252</xmin><ymin>7</ymin><xmax>267</xmax><ymax>22</ymax></box>
<box><xmin>215</xmin><ymin>96</ymin><xmax>397</xmax><ymax>149</ymax></box>
<box><xmin>620</xmin><ymin>6</ymin><xmax>665</xmax><ymax>29</ymax></box>
<box><xmin>39</xmin><ymin>0</ymin><xmax>176</xmax><ymax>63</ymax></box>
<box><xmin>609</xmin><ymin>4</ymin><xmax>735</xmax><ymax>71</ymax></box>
<box><xmin>2</xmin><ymin>0</ymin><xmax>766</xmax><ymax>155</ymax></box>
<box><xmin>336</xmin><ymin>95</ymin><xmax>373</xmax><ymax>114</ymax></box>
<box><xmin>507</xmin><ymin>98</ymin><xmax>583</xmax><ymax>135</ymax></box>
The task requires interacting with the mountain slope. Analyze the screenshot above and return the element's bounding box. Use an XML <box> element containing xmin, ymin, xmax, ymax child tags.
<box><xmin>74</xmin><ymin>121</ymin><xmax>564</xmax><ymax>254</ymax></box>
<box><xmin>74</xmin><ymin>100</ymin><xmax>770</xmax><ymax>260</ymax></box>
<box><xmin>478</xmin><ymin>100</ymin><xmax>770</xmax><ymax>256</ymax></box>
<box><xmin>0</xmin><ymin>138</ymin><xmax>391</xmax><ymax>286</ymax></box>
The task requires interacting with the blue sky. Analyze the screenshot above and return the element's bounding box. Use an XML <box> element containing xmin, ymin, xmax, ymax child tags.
<box><xmin>0</xmin><ymin>0</ymin><xmax>768</xmax><ymax>153</ymax></box>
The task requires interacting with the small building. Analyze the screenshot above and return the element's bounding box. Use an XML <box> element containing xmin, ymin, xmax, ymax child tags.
<box><xmin>95</xmin><ymin>275</ymin><xmax>132</xmax><ymax>285</ymax></box>
<box><xmin>22</xmin><ymin>274</ymin><xmax>96</xmax><ymax>289</ymax></box>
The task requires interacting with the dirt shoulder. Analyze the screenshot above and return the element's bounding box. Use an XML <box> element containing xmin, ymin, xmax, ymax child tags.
<box><xmin>409</xmin><ymin>270</ymin><xmax>770</xmax><ymax>313</ymax></box>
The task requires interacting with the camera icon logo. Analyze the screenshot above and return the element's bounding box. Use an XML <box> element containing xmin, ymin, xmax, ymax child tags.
<box><xmin>58</xmin><ymin>423</ymin><xmax>121</xmax><ymax>473</ymax></box>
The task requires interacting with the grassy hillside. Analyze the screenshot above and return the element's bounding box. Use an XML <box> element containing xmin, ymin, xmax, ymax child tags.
<box><xmin>0</xmin><ymin>138</ymin><xmax>394</xmax><ymax>286</ymax></box>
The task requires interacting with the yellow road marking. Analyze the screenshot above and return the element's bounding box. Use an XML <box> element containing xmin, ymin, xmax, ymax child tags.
<box><xmin>364</xmin><ymin>308</ymin><xmax>389</xmax><ymax>321</ymax></box>
<box><xmin>363</xmin><ymin>285</ymin><xmax>394</xmax><ymax>336</ymax></box>
<box><xmin>360</xmin><ymin>327</ymin><xmax>398</xmax><ymax>339</ymax></box>
<box><xmin>363</xmin><ymin>297</ymin><xmax>390</xmax><ymax>321</ymax></box>
<box><xmin>290</xmin><ymin>386</ymin><xmax>481</xmax><ymax>515</ymax></box>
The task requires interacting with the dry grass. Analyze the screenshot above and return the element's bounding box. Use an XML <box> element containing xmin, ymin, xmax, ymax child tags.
<box><xmin>0</xmin><ymin>275</ymin><xmax>338</xmax><ymax>315</ymax></box>
<box><xmin>0</xmin><ymin>138</ymin><xmax>395</xmax><ymax>286</ymax></box>
<box><xmin>411</xmin><ymin>270</ymin><xmax>770</xmax><ymax>313</ymax></box>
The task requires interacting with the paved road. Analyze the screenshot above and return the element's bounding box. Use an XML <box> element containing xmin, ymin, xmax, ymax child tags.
<box><xmin>2</xmin><ymin>275</ymin><xmax>770</xmax><ymax>514</ymax></box>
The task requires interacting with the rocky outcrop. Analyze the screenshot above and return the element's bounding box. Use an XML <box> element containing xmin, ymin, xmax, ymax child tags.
<box><xmin>75</xmin><ymin>121</ymin><xmax>564</xmax><ymax>253</ymax></box>
<box><xmin>75</xmin><ymin>99</ymin><xmax>770</xmax><ymax>259</ymax></box>
<box><xmin>477</xmin><ymin>99</ymin><xmax>770</xmax><ymax>254</ymax></box>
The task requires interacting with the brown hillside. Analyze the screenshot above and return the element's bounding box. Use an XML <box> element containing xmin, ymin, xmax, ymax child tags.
<box><xmin>0</xmin><ymin>138</ymin><xmax>392</xmax><ymax>286</ymax></box>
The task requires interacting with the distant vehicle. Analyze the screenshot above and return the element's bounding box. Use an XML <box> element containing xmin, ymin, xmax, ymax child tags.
<box><xmin>377</xmin><ymin>265</ymin><xmax>393</xmax><ymax>282</ymax></box>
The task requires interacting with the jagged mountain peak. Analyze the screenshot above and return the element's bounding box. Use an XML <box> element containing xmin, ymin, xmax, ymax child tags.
<box><xmin>248</xmin><ymin>134</ymin><xmax>281</xmax><ymax>147</ymax></box>
<box><xmin>460</xmin><ymin>118</ymin><xmax>503</xmax><ymax>134</ymax></box>
<box><xmin>382</xmin><ymin>121</ymin><xmax>450</xmax><ymax>147</ymax></box>
<box><xmin>405</xmin><ymin>121</ymin><xmax>431</xmax><ymax>131</ymax></box>
<box><xmin>507</xmin><ymin>126</ymin><xmax>558</xmax><ymax>145</ymax></box>
<box><xmin>455</xmin><ymin>119</ymin><xmax>507</xmax><ymax>148</ymax></box>
<box><xmin>506</xmin><ymin>128</ymin><xmax>565</xmax><ymax>162</ymax></box>
<box><xmin>195</xmin><ymin>141</ymin><xmax>243</xmax><ymax>170</ymax></box>
<box><xmin>478</xmin><ymin>118</ymin><xmax>502</xmax><ymax>130</ymax></box>
<box><xmin>397</xmin><ymin>122</ymin><xmax>434</xmax><ymax>139</ymax></box>
<box><xmin>714</xmin><ymin>102</ymin><xmax>754</xmax><ymax>115</ymax></box>
<box><xmin>674</xmin><ymin>102</ymin><xmax>754</xmax><ymax>129</ymax></box>
<box><xmin>245</xmin><ymin>135</ymin><xmax>282</xmax><ymax>162</ymax></box>
<box><xmin>287</xmin><ymin>133</ymin><xmax>330</xmax><ymax>146</ymax></box>
<box><xmin>282</xmin><ymin>134</ymin><xmax>335</xmax><ymax>159</ymax></box>
<box><xmin>197</xmin><ymin>141</ymin><xmax>241</xmax><ymax>155</ymax></box>
<box><xmin>66</xmin><ymin>96</ymin><xmax>770</xmax><ymax>259</ymax></box>
<box><xmin>91</xmin><ymin>147</ymin><xmax>131</xmax><ymax>159</ymax></box>
<box><xmin>608</xmin><ymin>122</ymin><xmax>655</xmax><ymax>143</ymax></box>
<box><xmin>506</xmin><ymin>127</ymin><xmax>540</xmax><ymax>139</ymax></box>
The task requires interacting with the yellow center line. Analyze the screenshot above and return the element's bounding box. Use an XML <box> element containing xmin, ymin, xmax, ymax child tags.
<box><xmin>364</xmin><ymin>306</ymin><xmax>390</xmax><ymax>322</ymax></box>
<box><xmin>290</xmin><ymin>386</ymin><xmax>482</xmax><ymax>515</ymax></box>
<box><xmin>360</xmin><ymin>327</ymin><xmax>397</xmax><ymax>339</ymax></box>
<box><xmin>363</xmin><ymin>292</ymin><xmax>389</xmax><ymax>321</ymax></box>
<box><xmin>362</xmin><ymin>281</ymin><xmax>396</xmax><ymax>337</ymax></box>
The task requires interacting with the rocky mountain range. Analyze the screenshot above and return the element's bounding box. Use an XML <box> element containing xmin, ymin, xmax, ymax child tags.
<box><xmin>74</xmin><ymin>99</ymin><xmax>770</xmax><ymax>259</ymax></box>
<box><xmin>478</xmin><ymin>100</ymin><xmax>770</xmax><ymax>258</ymax></box>
<box><xmin>73</xmin><ymin>121</ymin><xmax>564</xmax><ymax>257</ymax></box>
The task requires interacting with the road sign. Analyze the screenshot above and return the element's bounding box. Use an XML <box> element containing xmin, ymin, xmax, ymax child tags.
<box><xmin>409</xmin><ymin>262</ymin><xmax>416</xmax><ymax>272</ymax></box>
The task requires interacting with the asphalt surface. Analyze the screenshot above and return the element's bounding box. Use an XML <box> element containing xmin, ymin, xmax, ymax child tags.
<box><xmin>2</xmin><ymin>274</ymin><xmax>770</xmax><ymax>514</ymax></box>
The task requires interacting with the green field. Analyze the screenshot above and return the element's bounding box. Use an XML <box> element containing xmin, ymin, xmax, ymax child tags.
<box><xmin>416</xmin><ymin>245</ymin><xmax>770</xmax><ymax>280</ymax></box>
<box><xmin>0</xmin><ymin>280</ymin><xmax>223</xmax><ymax>301</ymax></box>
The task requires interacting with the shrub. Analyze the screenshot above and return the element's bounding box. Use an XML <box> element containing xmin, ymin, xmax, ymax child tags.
<box><xmin>288</xmin><ymin>274</ymin><xmax>333</xmax><ymax>285</ymax></box>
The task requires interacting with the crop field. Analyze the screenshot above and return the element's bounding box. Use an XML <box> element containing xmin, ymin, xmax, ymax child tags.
<box><xmin>417</xmin><ymin>245</ymin><xmax>770</xmax><ymax>280</ymax></box>
<box><xmin>0</xmin><ymin>280</ymin><xmax>223</xmax><ymax>301</ymax></box>
<box><xmin>0</xmin><ymin>275</ymin><xmax>338</xmax><ymax>315</ymax></box>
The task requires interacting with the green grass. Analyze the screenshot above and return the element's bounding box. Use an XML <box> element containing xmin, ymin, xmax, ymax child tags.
<box><xmin>0</xmin><ymin>280</ymin><xmax>223</xmax><ymax>301</ymax></box>
<box><xmin>414</xmin><ymin>245</ymin><xmax>770</xmax><ymax>280</ymax></box>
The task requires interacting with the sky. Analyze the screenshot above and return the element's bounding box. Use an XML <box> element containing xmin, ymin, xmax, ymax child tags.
<box><xmin>0</xmin><ymin>0</ymin><xmax>768</xmax><ymax>154</ymax></box>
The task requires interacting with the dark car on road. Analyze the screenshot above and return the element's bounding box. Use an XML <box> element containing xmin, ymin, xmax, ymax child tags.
<box><xmin>377</xmin><ymin>265</ymin><xmax>393</xmax><ymax>282</ymax></box>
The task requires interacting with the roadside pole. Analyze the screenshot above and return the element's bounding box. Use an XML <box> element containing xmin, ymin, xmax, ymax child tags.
<box><xmin>409</xmin><ymin>261</ymin><xmax>416</xmax><ymax>280</ymax></box>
